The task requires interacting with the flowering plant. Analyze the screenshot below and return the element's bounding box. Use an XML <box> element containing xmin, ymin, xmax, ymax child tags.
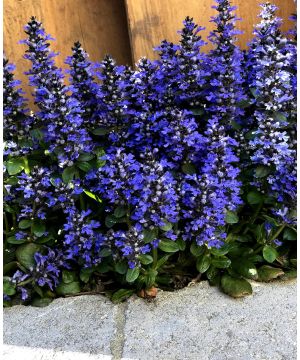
<box><xmin>3</xmin><ymin>1</ymin><xmax>296</xmax><ymax>306</ymax></box>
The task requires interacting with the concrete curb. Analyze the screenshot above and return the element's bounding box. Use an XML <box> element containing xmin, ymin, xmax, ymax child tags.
<box><xmin>3</xmin><ymin>280</ymin><xmax>296</xmax><ymax>360</ymax></box>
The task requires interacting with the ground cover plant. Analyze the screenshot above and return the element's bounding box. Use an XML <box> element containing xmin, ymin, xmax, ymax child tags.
<box><xmin>3</xmin><ymin>1</ymin><xmax>297</xmax><ymax>306</ymax></box>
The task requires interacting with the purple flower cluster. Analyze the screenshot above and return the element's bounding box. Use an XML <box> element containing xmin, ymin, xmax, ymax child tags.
<box><xmin>247</xmin><ymin>3</ymin><xmax>296</xmax><ymax>224</ymax></box>
<box><xmin>11</xmin><ymin>248</ymin><xmax>67</xmax><ymax>300</ymax></box>
<box><xmin>65</xmin><ymin>41</ymin><xmax>100</xmax><ymax>128</ymax></box>
<box><xmin>3</xmin><ymin>56</ymin><xmax>33</xmax><ymax>157</ymax></box>
<box><xmin>105</xmin><ymin>226</ymin><xmax>151</xmax><ymax>269</ymax></box>
<box><xmin>21</xmin><ymin>17</ymin><xmax>93</xmax><ymax>168</ymax></box>
<box><xmin>3</xmin><ymin>1</ymin><xmax>296</xmax><ymax>302</ymax></box>
<box><xmin>63</xmin><ymin>207</ymin><xmax>104</xmax><ymax>267</ymax></box>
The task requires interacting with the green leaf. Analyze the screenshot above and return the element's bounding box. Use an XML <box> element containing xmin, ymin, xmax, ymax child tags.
<box><xmin>250</xmin><ymin>87</ymin><xmax>259</xmax><ymax>98</ymax></box>
<box><xmin>158</xmin><ymin>239</ymin><xmax>180</xmax><ymax>253</ymax></box>
<box><xmin>231</xmin><ymin>260</ymin><xmax>258</xmax><ymax>280</ymax></box>
<box><xmin>4</xmin><ymin>249</ymin><xmax>16</xmax><ymax>265</ymax></box>
<box><xmin>34</xmin><ymin>233</ymin><xmax>55</xmax><ymax>244</ymax></box>
<box><xmin>237</xmin><ymin>99</ymin><xmax>251</xmax><ymax>108</ymax></box>
<box><xmin>139</xmin><ymin>254</ymin><xmax>153</xmax><ymax>265</ymax></box>
<box><xmin>263</xmin><ymin>245</ymin><xmax>278</xmax><ymax>263</ymax></box>
<box><xmin>255</xmin><ymin>165</ymin><xmax>271</xmax><ymax>178</ymax></box>
<box><xmin>245</xmin><ymin>130</ymin><xmax>256</xmax><ymax>140</ymax></box>
<box><xmin>114</xmin><ymin>206</ymin><xmax>127</xmax><ymax>218</ymax></box>
<box><xmin>274</xmin><ymin>112</ymin><xmax>287</xmax><ymax>122</ymax></box>
<box><xmin>206</xmin><ymin>266</ymin><xmax>219</xmax><ymax>281</ymax></box>
<box><xmin>283</xmin><ymin>228</ymin><xmax>297</xmax><ymax>241</ymax></box>
<box><xmin>80</xmin><ymin>268</ymin><xmax>94</xmax><ymax>283</ymax></box>
<box><xmin>208</xmin><ymin>270</ymin><xmax>221</xmax><ymax>286</ymax></box>
<box><xmin>230</xmin><ymin>120</ymin><xmax>242</xmax><ymax>130</ymax></box>
<box><xmin>190</xmin><ymin>108</ymin><xmax>204</xmax><ymax>116</ymax></box>
<box><xmin>176</xmin><ymin>238</ymin><xmax>186</xmax><ymax>251</ymax></box>
<box><xmin>5</xmin><ymin>175</ymin><xmax>19</xmax><ymax>185</ymax></box>
<box><xmin>144</xmin><ymin>269</ymin><xmax>158</xmax><ymax>288</ymax></box>
<box><xmin>211</xmin><ymin>256</ymin><xmax>231</xmax><ymax>269</ymax></box>
<box><xmin>19</xmin><ymin>219</ymin><xmax>32</xmax><ymax>229</ymax></box>
<box><xmin>3</xmin><ymin>277</ymin><xmax>16</xmax><ymax>296</ymax></box>
<box><xmin>247</xmin><ymin>191</ymin><xmax>263</xmax><ymax>205</ymax></box>
<box><xmin>190</xmin><ymin>242</ymin><xmax>205</xmax><ymax>257</ymax></box>
<box><xmin>196</xmin><ymin>254</ymin><xmax>211</xmax><ymax>273</ymax></box>
<box><xmin>7</xmin><ymin>236</ymin><xmax>26</xmax><ymax>244</ymax></box>
<box><xmin>290</xmin><ymin>259</ymin><xmax>297</xmax><ymax>267</ymax></box>
<box><xmin>105</xmin><ymin>215</ymin><xmax>118</xmax><ymax>228</ymax></box>
<box><xmin>225</xmin><ymin>211</ymin><xmax>239</xmax><ymax>224</ymax></box>
<box><xmin>77</xmin><ymin>153</ymin><xmax>94</xmax><ymax>162</ymax></box>
<box><xmin>96</xmin><ymin>261</ymin><xmax>111</xmax><ymax>273</ymax></box>
<box><xmin>99</xmin><ymin>248</ymin><xmax>112</xmax><ymax>257</ymax></box>
<box><xmin>156</xmin><ymin>274</ymin><xmax>171</xmax><ymax>286</ymax></box>
<box><xmin>32</xmin><ymin>297</ymin><xmax>53</xmax><ymax>307</ymax></box>
<box><xmin>160</xmin><ymin>221</ymin><xmax>173</xmax><ymax>232</ymax></box>
<box><xmin>281</xmin><ymin>269</ymin><xmax>297</xmax><ymax>280</ymax></box>
<box><xmin>6</xmin><ymin>158</ymin><xmax>24</xmax><ymax>175</ymax></box>
<box><xmin>77</xmin><ymin>161</ymin><xmax>93</xmax><ymax>172</ymax></box>
<box><xmin>248</xmin><ymin>254</ymin><xmax>264</xmax><ymax>263</ymax></box>
<box><xmin>92</xmin><ymin>128</ymin><xmax>110</xmax><ymax>136</ymax></box>
<box><xmin>257</xmin><ymin>265</ymin><xmax>284</xmax><ymax>282</ymax></box>
<box><xmin>16</xmin><ymin>243</ymin><xmax>42</xmax><ymax>269</ymax></box>
<box><xmin>233</xmin><ymin>234</ymin><xmax>251</xmax><ymax>243</ymax></box>
<box><xmin>95</xmin><ymin>148</ymin><xmax>106</xmax><ymax>168</ymax></box>
<box><xmin>210</xmin><ymin>244</ymin><xmax>231</xmax><ymax>256</ymax></box>
<box><xmin>181</xmin><ymin>162</ymin><xmax>197</xmax><ymax>175</ymax></box>
<box><xmin>32</xmin><ymin>221</ymin><xmax>46</xmax><ymax>237</ymax></box>
<box><xmin>30</xmin><ymin>128</ymin><xmax>44</xmax><ymax>141</ymax></box>
<box><xmin>62</xmin><ymin>166</ymin><xmax>76</xmax><ymax>183</ymax></box>
<box><xmin>115</xmin><ymin>261</ymin><xmax>128</xmax><ymax>274</ymax></box>
<box><xmin>34</xmin><ymin>285</ymin><xmax>44</xmax><ymax>298</ymax></box>
<box><xmin>221</xmin><ymin>274</ymin><xmax>252</xmax><ymax>298</ymax></box>
<box><xmin>83</xmin><ymin>189</ymin><xmax>102</xmax><ymax>203</ymax></box>
<box><xmin>111</xmin><ymin>289</ymin><xmax>134</xmax><ymax>303</ymax></box>
<box><xmin>4</xmin><ymin>261</ymin><xmax>18</xmax><ymax>275</ymax></box>
<box><xmin>56</xmin><ymin>281</ymin><xmax>81</xmax><ymax>296</ymax></box>
<box><xmin>156</xmin><ymin>254</ymin><xmax>171</xmax><ymax>269</ymax></box>
<box><xmin>62</xmin><ymin>270</ymin><xmax>77</xmax><ymax>284</ymax></box>
<box><xmin>263</xmin><ymin>215</ymin><xmax>279</xmax><ymax>227</ymax></box>
<box><xmin>126</xmin><ymin>267</ymin><xmax>140</xmax><ymax>283</ymax></box>
<box><xmin>143</xmin><ymin>228</ymin><xmax>158</xmax><ymax>243</ymax></box>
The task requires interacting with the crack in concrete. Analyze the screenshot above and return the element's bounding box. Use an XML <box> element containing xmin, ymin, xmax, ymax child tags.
<box><xmin>110</xmin><ymin>302</ymin><xmax>128</xmax><ymax>360</ymax></box>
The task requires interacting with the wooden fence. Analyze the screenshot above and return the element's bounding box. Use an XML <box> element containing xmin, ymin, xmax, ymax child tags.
<box><xmin>4</xmin><ymin>0</ymin><xmax>296</xmax><ymax>98</ymax></box>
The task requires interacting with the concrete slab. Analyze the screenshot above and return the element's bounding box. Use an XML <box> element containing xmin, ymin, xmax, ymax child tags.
<box><xmin>3</xmin><ymin>280</ymin><xmax>296</xmax><ymax>360</ymax></box>
<box><xmin>2</xmin><ymin>345</ymin><xmax>112</xmax><ymax>360</ymax></box>
<box><xmin>3</xmin><ymin>295</ymin><xmax>117</xmax><ymax>358</ymax></box>
<box><xmin>122</xmin><ymin>280</ymin><xmax>297</xmax><ymax>360</ymax></box>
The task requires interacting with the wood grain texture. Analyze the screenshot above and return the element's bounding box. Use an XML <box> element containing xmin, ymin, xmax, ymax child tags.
<box><xmin>4</xmin><ymin>0</ymin><xmax>132</xmax><ymax>99</ymax></box>
<box><xmin>125</xmin><ymin>0</ymin><xmax>296</xmax><ymax>63</ymax></box>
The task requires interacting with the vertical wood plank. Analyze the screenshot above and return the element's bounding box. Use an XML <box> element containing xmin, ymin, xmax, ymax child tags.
<box><xmin>125</xmin><ymin>0</ymin><xmax>296</xmax><ymax>63</ymax></box>
<box><xmin>4</xmin><ymin>0</ymin><xmax>132</xmax><ymax>99</ymax></box>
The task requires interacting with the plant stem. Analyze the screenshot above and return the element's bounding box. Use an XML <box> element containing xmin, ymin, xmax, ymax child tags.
<box><xmin>30</xmin><ymin>202</ymin><xmax>37</xmax><ymax>239</ymax></box>
<box><xmin>76</xmin><ymin>170</ymin><xmax>85</xmax><ymax>211</ymax></box>
<box><xmin>152</xmin><ymin>247</ymin><xmax>158</xmax><ymax>269</ymax></box>
<box><xmin>243</xmin><ymin>202</ymin><xmax>263</xmax><ymax>235</ymax></box>
<box><xmin>127</xmin><ymin>206</ymin><xmax>131</xmax><ymax>227</ymax></box>
<box><xmin>4</xmin><ymin>213</ymin><xmax>9</xmax><ymax>245</ymax></box>
<box><xmin>250</xmin><ymin>202</ymin><xmax>263</xmax><ymax>224</ymax></box>
<box><xmin>253</xmin><ymin>245</ymin><xmax>263</xmax><ymax>255</ymax></box>
<box><xmin>12</xmin><ymin>213</ymin><xmax>17</xmax><ymax>229</ymax></box>
<box><xmin>18</xmin><ymin>277</ymin><xmax>33</xmax><ymax>287</ymax></box>
<box><xmin>270</xmin><ymin>224</ymin><xmax>285</xmax><ymax>242</ymax></box>
<box><xmin>23</xmin><ymin>156</ymin><xmax>30</xmax><ymax>174</ymax></box>
<box><xmin>79</xmin><ymin>194</ymin><xmax>85</xmax><ymax>211</ymax></box>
